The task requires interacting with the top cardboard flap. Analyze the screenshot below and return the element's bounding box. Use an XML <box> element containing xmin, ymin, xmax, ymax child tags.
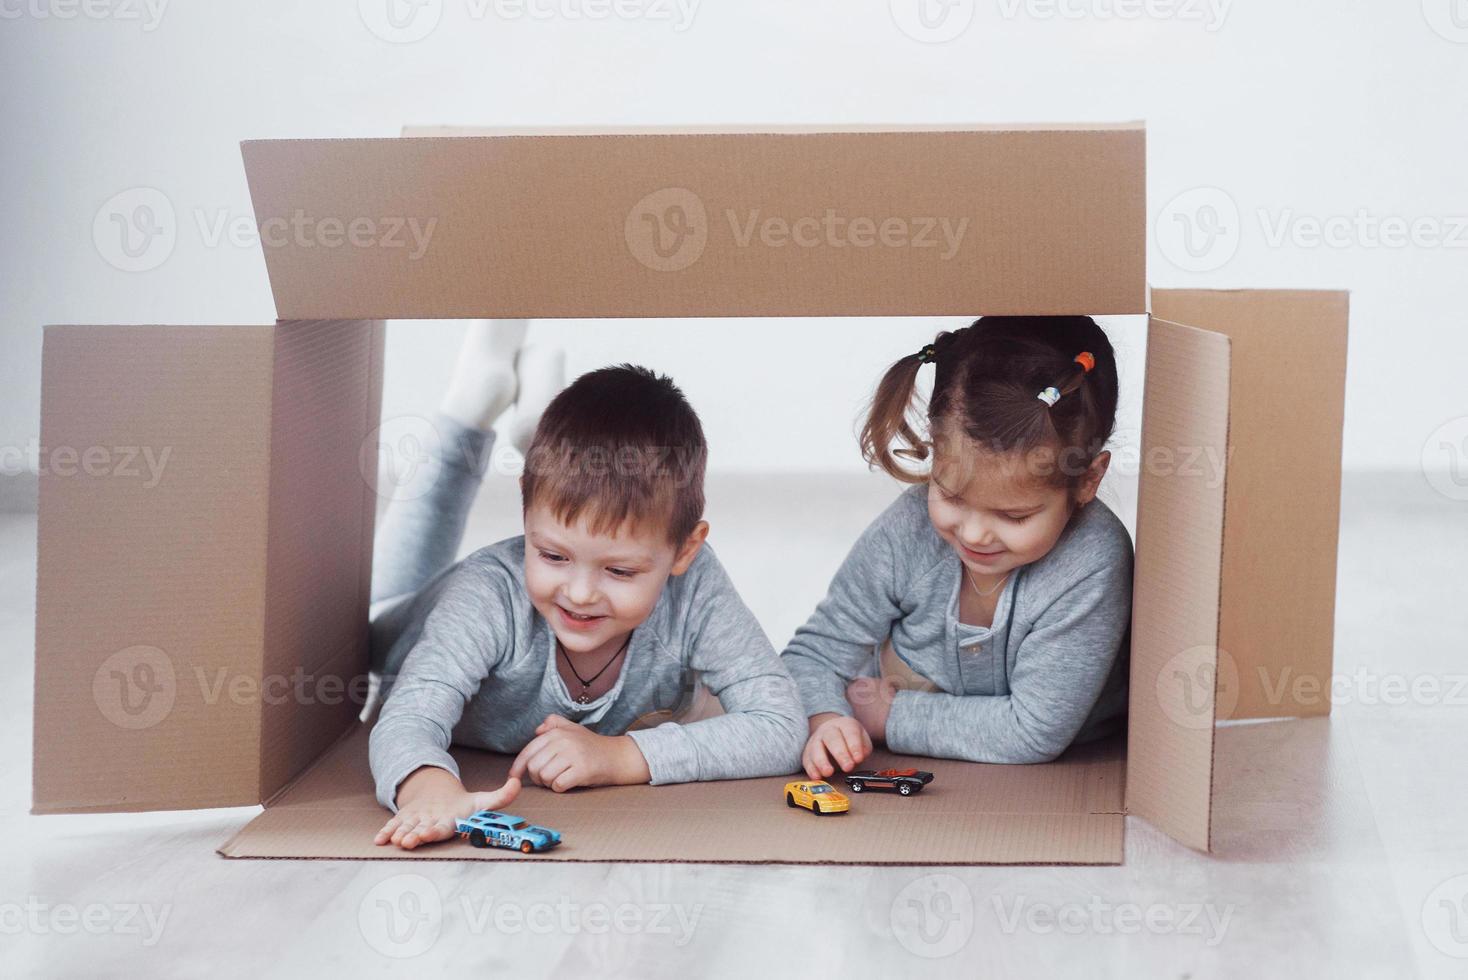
<box><xmin>1152</xmin><ymin>289</ymin><xmax>1347</xmax><ymax>721</ymax></box>
<box><xmin>1125</xmin><ymin>317</ymin><xmax>1231</xmax><ymax>851</ymax></box>
<box><xmin>241</xmin><ymin>124</ymin><xmax>1145</xmax><ymax>319</ymax></box>
<box><xmin>33</xmin><ymin>325</ymin><xmax>276</xmax><ymax>813</ymax></box>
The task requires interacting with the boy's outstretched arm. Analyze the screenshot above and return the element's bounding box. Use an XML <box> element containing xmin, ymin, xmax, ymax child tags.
<box><xmin>368</xmin><ymin>561</ymin><xmax>515</xmax><ymax>846</ymax></box>
<box><xmin>374</xmin><ymin>766</ymin><xmax>522</xmax><ymax>850</ymax></box>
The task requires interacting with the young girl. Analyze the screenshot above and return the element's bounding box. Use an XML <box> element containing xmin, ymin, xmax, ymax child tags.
<box><xmin>783</xmin><ymin>315</ymin><xmax>1133</xmax><ymax>779</ymax></box>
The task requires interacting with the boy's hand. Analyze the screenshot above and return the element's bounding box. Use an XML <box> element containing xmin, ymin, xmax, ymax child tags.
<box><xmin>802</xmin><ymin>711</ymin><xmax>873</xmax><ymax>781</ymax></box>
<box><xmin>509</xmin><ymin>715</ymin><xmax>652</xmax><ymax>792</ymax></box>
<box><xmin>846</xmin><ymin>676</ymin><xmax>898</xmax><ymax>746</ymax></box>
<box><xmin>374</xmin><ymin>765</ymin><xmax>521</xmax><ymax>851</ymax></box>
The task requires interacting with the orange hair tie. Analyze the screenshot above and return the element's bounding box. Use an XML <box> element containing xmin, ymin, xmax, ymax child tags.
<box><xmin>1073</xmin><ymin>351</ymin><xmax>1096</xmax><ymax>373</ymax></box>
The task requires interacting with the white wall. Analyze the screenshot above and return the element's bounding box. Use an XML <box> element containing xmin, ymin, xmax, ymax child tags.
<box><xmin>2</xmin><ymin>1</ymin><xmax>1464</xmax><ymax>478</ymax></box>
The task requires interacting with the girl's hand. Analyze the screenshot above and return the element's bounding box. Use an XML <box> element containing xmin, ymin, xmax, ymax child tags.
<box><xmin>803</xmin><ymin>712</ymin><xmax>873</xmax><ymax>780</ymax></box>
<box><xmin>509</xmin><ymin>715</ymin><xmax>652</xmax><ymax>792</ymax></box>
<box><xmin>374</xmin><ymin>765</ymin><xmax>521</xmax><ymax>851</ymax></box>
<box><xmin>846</xmin><ymin>676</ymin><xmax>898</xmax><ymax>746</ymax></box>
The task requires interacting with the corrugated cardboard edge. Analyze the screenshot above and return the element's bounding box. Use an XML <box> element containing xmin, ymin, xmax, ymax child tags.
<box><xmin>1123</xmin><ymin>317</ymin><xmax>1231</xmax><ymax>852</ymax></box>
<box><xmin>400</xmin><ymin>121</ymin><xmax>1146</xmax><ymax>137</ymax></box>
<box><xmin>257</xmin><ymin>320</ymin><xmax>383</xmax><ymax>801</ymax></box>
<box><xmin>1151</xmin><ymin>289</ymin><xmax>1348</xmax><ymax>720</ymax></box>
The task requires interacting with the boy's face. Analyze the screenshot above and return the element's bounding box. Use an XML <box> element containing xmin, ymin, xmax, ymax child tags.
<box><xmin>926</xmin><ymin>438</ymin><xmax>1110</xmax><ymax>580</ymax></box>
<box><xmin>523</xmin><ymin>501</ymin><xmax>708</xmax><ymax>656</ymax></box>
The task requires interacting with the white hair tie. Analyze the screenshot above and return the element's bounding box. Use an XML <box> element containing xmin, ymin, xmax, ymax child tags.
<box><xmin>1037</xmin><ymin>386</ymin><xmax>1061</xmax><ymax>407</ymax></box>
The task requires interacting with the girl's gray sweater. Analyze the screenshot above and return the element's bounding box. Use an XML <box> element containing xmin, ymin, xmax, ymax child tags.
<box><xmin>781</xmin><ymin>483</ymin><xmax>1132</xmax><ymax>763</ymax></box>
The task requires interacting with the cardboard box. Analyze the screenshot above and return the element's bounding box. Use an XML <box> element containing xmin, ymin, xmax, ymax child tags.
<box><xmin>31</xmin><ymin>124</ymin><xmax>1347</xmax><ymax>864</ymax></box>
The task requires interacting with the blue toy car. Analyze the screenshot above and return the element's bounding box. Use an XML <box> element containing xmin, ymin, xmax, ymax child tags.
<box><xmin>455</xmin><ymin>810</ymin><xmax>563</xmax><ymax>854</ymax></box>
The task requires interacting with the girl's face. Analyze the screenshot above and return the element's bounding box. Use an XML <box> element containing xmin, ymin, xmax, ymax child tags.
<box><xmin>523</xmin><ymin>501</ymin><xmax>707</xmax><ymax>659</ymax></box>
<box><xmin>926</xmin><ymin>439</ymin><xmax>1110</xmax><ymax>580</ymax></box>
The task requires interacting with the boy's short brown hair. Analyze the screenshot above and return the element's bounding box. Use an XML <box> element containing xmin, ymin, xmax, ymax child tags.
<box><xmin>519</xmin><ymin>364</ymin><xmax>708</xmax><ymax>546</ymax></box>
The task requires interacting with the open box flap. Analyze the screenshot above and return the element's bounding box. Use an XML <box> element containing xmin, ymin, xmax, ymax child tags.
<box><xmin>1152</xmin><ymin>289</ymin><xmax>1347</xmax><ymax>720</ymax></box>
<box><xmin>31</xmin><ymin>322</ymin><xmax>382</xmax><ymax>814</ymax></box>
<box><xmin>33</xmin><ymin>325</ymin><xmax>276</xmax><ymax>813</ymax></box>
<box><xmin>240</xmin><ymin>125</ymin><xmax>1145</xmax><ymax>320</ymax></box>
<box><xmin>1124</xmin><ymin>317</ymin><xmax>1231</xmax><ymax>851</ymax></box>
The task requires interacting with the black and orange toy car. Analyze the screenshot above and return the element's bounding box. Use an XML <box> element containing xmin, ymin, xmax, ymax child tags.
<box><xmin>843</xmin><ymin>768</ymin><xmax>934</xmax><ymax>797</ymax></box>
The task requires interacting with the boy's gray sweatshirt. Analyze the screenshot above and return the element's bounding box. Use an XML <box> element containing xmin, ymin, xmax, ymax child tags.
<box><xmin>781</xmin><ymin>483</ymin><xmax>1132</xmax><ymax>763</ymax></box>
<box><xmin>369</xmin><ymin>537</ymin><xmax>806</xmax><ymax>812</ymax></box>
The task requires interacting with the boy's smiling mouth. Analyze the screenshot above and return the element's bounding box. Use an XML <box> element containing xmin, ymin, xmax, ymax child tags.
<box><xmin>556</xmin><ymin>604</ymin><xmax>609</xmax><ymax>630</ymax></box>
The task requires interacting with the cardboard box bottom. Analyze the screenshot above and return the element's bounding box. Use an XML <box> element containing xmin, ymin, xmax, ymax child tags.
<box><xmin>217</xmin><ymin>725</ymin><xmax>1126</xmax><ymax>865</ymax></box>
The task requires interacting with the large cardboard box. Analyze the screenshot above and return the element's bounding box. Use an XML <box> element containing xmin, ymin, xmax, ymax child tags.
<box><xmin>31</xmin><ymin>124</ymin><xmax>1347</xmax><ymax>864</ymax></box>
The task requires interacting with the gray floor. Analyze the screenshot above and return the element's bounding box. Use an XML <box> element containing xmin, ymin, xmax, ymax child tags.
<box><xmin>3</xmin><ymin>471</ymin><xmax>1465</xmax><ymax>978</ymax></box>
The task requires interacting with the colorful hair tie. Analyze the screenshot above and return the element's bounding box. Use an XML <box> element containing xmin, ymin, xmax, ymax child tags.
<box><xmin>1074</xmin><ymin>351</ymin><xmax>1095</xmax><ymax>373</ymax></box>
<box><xmin>916</xmin><ymin>343</ymin><xmax>938</xmax><ymax>364</ymax></box>
<box><xmin>1037</xmin><ymin>386</ymin><xmax>1061</xmax><ymax>407</ymax></box>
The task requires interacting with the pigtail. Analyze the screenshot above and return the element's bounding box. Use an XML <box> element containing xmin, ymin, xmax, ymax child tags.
<box><xmin>859</xmin><ymin>332</ymin><xmax>953</xmax><ymax>483</ymax></box>
<box><xmin>1038</xmin><ymin>347</ymin><xmax>1116</xmax><ymax>465</ymax></box>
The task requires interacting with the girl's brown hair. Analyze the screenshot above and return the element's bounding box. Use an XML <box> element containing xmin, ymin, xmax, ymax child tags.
<box><xmin>859</xmin><ymin>316</ymin><xmax>1119</xmax><ymax>490</ymax></box>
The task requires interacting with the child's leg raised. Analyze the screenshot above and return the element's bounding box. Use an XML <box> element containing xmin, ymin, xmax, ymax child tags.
<box><xmin>368</xmin><ymin>319</ymin><xmax>564</xmax><ymax>677</ymax></box>
<box><xmin>370</xmin><ymin>318</ymin><xmax>526</xmax><ymax>606</ymax></box>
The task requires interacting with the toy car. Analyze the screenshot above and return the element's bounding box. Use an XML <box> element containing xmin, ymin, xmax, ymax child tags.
<box><xmin>455</xmin><ymin>810</ymin><xmax>562</xmax><ymax>853</ymax></box>
<box><xmin>783</xmin><ymin>780</ymin><xmax>851</xmax><ymax>815</ymax></box>
<box><xmin>843</xmin><ymin>768</ymin><xmax>934</xmax><ymax>796</ymax></box>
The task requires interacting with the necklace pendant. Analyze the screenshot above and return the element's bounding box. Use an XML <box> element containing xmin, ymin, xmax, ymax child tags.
<box><xmin>575</xmin><ymin>690</ymin><xmax>593</xmax><ymax>705</ymax></box>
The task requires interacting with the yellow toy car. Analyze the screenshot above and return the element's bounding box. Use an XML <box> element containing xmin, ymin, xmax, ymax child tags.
<box><xmin>783</xmin><ymin>780</ymin><xmax>851</xmax><ymax>815</ymax></box>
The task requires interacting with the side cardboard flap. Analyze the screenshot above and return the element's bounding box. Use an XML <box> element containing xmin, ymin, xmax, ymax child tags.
<box><xmin>1124</xmin><ymin>317</ymin><xmax>1231</xmax><ymax>851</ymax></box>
<box><xmin>33</xmin><ymin>325</ymin><xmax>275</xmax><ymax>813</ymax></box>
<box><xmin>241</xmin><ymin>125</ymin><xmax>1145</xmax><ymax>319</ymax></box>
<box><xmin>1152</xmin><ymin>289</ymin><xmax>1347</xmax><ymax>720</ymax></box>
<box><xmin>257</xmin><ymin>320</ymin><xmax>385</xmax><ymax>802</ymax></box>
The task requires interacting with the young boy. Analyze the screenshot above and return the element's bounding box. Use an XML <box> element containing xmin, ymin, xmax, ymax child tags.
<box><xmin>368</xmin><ymin>328</ymin><xmax>804</xmax><ymax>850</ymax></box>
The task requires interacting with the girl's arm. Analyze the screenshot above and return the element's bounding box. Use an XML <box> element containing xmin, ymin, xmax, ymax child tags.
<box><xmin>624</xmin><ymin>548</ymin><xmax>806</xmax><ymax>782</ymax></box>
<box><xmin>883</xmin><ymin>553</ymin><xmax>1133</xmax><ymax>763</ymax></box>
<box><xmin>781</xmin><ymin>505</ymin><xmax>908</xmax><ymax>719</ymax></box>
<box><xmin>368</xmin><ymin>562</ymin><xmax>513</xmax><ymax>812</ymax></box>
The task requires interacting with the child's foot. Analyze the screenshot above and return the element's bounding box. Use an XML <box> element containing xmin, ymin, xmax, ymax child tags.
<box><xmin>438</xmin><ymin>319</ymin><xmax>529</xmax><ymax>432</ymax></box>
<box><xmin>501</xmin><ymin>343</ymin><xmax>566</xmax><ymax>456</ymax></box>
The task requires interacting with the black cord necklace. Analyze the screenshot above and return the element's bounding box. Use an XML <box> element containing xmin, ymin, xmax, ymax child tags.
<box><xmin>558</xmin><ymin>632</ymin><xmax>632</xmax><ymax>704</ymax></box>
